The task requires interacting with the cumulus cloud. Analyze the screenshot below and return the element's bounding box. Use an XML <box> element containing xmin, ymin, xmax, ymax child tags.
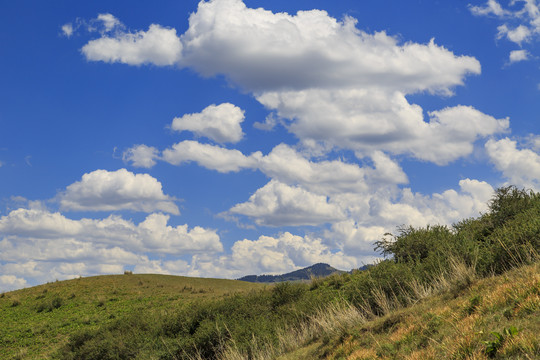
<box><xmin>123</xmin><ymin>144</ymin><xmax>159</xmax><ymax>168</ymax></box>
<box><xmin>161</xmin><ymin>140</ymin><xmax>260</xmax><ymax>172</ymax></box>
<box><xmin>0</xmin><ymin>275</ymin><xmax>27</xmax><ymax>292</ymax></box>
<box><xmin>61</xmin><ymin>23</ymin><xmax>74</xmax><ymax>37</ymax></box>
<box><xmin>181</xmin><ymin>0</ymin><xmax>479</xmax><ymax>93</ymax></box>
<box><xmin>471</xmin><ymin>0</ymin><xmax>540</xmax><ymax>58</ymax></box>
<box><xmin>259</xmin><ymin>90</ymin><xmax>508</xmax><ymax>164</ymax></box>
<box><xmin>171</xmin><ymin>103</ymin><xmax>245</xmax><ymax>143</ymax></box>
<box><xmin>469</xmin><ymin>0</ymin><xmax>509</xmax><ymax>16</ymax></box>
<box><xmin>96</xmin><ymin>13</ymin><xmax>122</xmax><ymax>33</ymax></box>
<box><xmin>509</xmin><ymin>49</ymin><xmax>530</xmax><ymax>62</ymax></box>
<box><xmin>368</xmin><ymin>179</ymin><xmax>494</xmax><ymax>227</ymax></box>
<box><xmin>59</xmin><ymin>169</ymin><xmax>179</xmax><ymax>214</ymax></box>
<box><xmin>258</xmin><ymin>144</ymin><xmax>370</xmax><ymax>194</ymax></box>
<box><xmin>189</xmin><ymin>232</ymin><xmax>359</xmax><ymax>278</ymax></box>
<box><xmin>80</xmin><ymin>1</ymin><xmax>492</xmax><ymax>165</ymax></box>
<box><xmin>0</xmin><ymin>208</ymin><xmax>222</xmax><ymax>290</ymax></box>
<box><xmin>497</xmin><ymin>24</ymin><xmax>532</xmax><ymax>44</ymax></box>
<box><xmin>229</xmin><ymin>180</ymin><xmax>346</xmax><ymax>226</ymax></box>
<box><xmin>82</xmin><ymin>24</ymin><xmax>182</xmax><ymax>66</ymax></box>
<box><xmin>486</xmin><ymin>137</ymin><xmax>540</xmax><ymax>190</ymax></box>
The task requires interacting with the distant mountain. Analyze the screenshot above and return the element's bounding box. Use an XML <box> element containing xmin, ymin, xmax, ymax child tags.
<box><xmin>238</xmin><ymin>263</ymin><xmax>346</xmax><ymax>283</ymax></box>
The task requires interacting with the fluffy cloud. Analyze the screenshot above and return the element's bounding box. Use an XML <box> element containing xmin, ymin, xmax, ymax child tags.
<box><xmin>59</xmin><ymin>169</ymin><xmax>179</xmax><ymax>214</ymax></box>
<box><xmin>161</xmin><ymin>140</ymin><xmax>260</xmax><ymax>172</ymax></box>
<box><xmin>61</xmin><ymin>23</ymin><xmax>74</xmax><ymax>37</ymax></box>
<box><xmin>0</xmin><ymin>208</ymin><xmax>222</xmax><ymax>290</ymax></box>
<box><xmin>80</xmin><ymin>1</ymin><xmax>493</xmax><ymax>165</ymax></box>
<box><xmin>509</xmin><ymin>49</ymin><xmax>530</xmax><ymax>63</ymax></box>
<box><xmin>486</xmin><ymin>137</ymin><xmax>540</xmax><ymax>190</ymax></box>
<box><xmin>189</xmin><ymin>232</ymin><xmax>359</xmax><ymax>278</ymax></box>
<box><xmin>497</xmin><ymin>24</ymin><xmax>532</xmax><ymax>45</ymax></box>
<box><xmin>123</xmin><ymin>144</ymin><xmax>159</xmax><ymax>168</ymax></box>
<box><xmin>259</xmin><ymin>90</ymin><xmax>508</xmax><ymax>163</ymax></box>
<box><xmin>471</xmin><ymin>0</ymin><xmax>540</xmax><ymax>57</ymax></box>
<box><xmin>469</xmin><ymin>0</ymin><xmax>509</xmax><ymax>16</ymax></box>
<box><xmin>171</xmin><ymin>103</ymin><xmax>245</xmax><ymax>143</ymax></box>
<box><xmin>0</xmin><ymin>208</ymin><xmax>221</xmax><ymax>256</ymax></box>
<box><xmin>229</xmin><ymin>180</ymin><xmax>346</xmax><ymax>226</ymax></box>
<box><xmin>82</xmin><ymin>23</ymin><xmax>182</xmax><ymax>66</ymax></box>
<box><xmin>0</xmin><ymin>275</ymin><xmax>27</xmax><ymax>292</ymax></box>
<box><xmin>368</xmin><ymin>179</ymin><xmax>494</xmax><ymax>227</ymax></box>
<box><xmin>96</xmin><ymin>13</ymin><xmax>122</xmax><ymax>33</ymax></box>
<box><xmin>181</xmin><ymin>0</ymin><xmax>479</xmax><ymax>93</ymax></box>
<box><xmin>258</xmin><ymin>144</ymin><xmax>370</xmax><ymax>194</ymax></box>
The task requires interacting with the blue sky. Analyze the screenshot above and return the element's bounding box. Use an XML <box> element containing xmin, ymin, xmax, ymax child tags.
<box><xmin>1</xmin><ymin>0</ymin><xmax>540</xmax><ymax>292</ymax></box>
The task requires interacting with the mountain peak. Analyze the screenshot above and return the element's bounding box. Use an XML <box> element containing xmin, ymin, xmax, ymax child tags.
<box><xmin>237</xmin><ymin>263</ymin><xmax>344</xmax><ymax>283</ymax></box>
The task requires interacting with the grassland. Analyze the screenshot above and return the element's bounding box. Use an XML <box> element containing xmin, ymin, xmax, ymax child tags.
<box><xmin>2</xmin><ymin>185</ymin><xmax>540</xmax><ymax>360</ymax></box>
<box><xmin>0</xmin><ymin>274</ymin><xmax>265</xmax><ymax>359</ymax></box>
<box><xmin>277</xmin><ymin>261</ymin><xmax>539</xmax><ymax>360</ymax></box>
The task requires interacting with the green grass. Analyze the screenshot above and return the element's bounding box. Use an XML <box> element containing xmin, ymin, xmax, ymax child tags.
<box><xmin>0</xmin><ymin>274</ymin><xmax>265</xmax><ymax>359</ymax></box>
<box><xmin>278</xmin><ymin>261</ymin><xmax>539</xmax><ymax>360</ymax></box>
<box><xmin>2</xmin><ymin>185</ymin><xmax>540</xmax><ymax>359</ymax></box>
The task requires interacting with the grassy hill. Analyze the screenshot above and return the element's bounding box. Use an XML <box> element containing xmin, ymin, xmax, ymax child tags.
<box><xmin>276</xmin><ymin>261</ymin><xmax>539</xmax><ymax>359</ymax></box>
<box><xmin>0</xmin><ymin>274</ymin><xmax>265</xmax><ymax>359</ymax></box>
<box><xmin>2</xmin><ymin>185</ymin><xmax>539</xmax><ymax>360</ymax></box>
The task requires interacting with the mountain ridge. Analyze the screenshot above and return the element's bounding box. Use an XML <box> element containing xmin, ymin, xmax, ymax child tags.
<box><xmin>237</xmin><ymin>262</ymin><xmax>345</xmax><ymax>283</ymax></box>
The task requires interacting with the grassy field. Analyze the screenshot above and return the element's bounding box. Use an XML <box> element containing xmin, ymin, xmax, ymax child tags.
<box><xmin>0</xmin><ymin>274</ymin><xmax>265</xmax><ymax>359</ymax></box>
<box><xmin>2</xmin><ymin>186</ymin><xmax>540</xmax><ymax>359</ymax></box>
<box><xmin>277</xmin><ymin>261</ymin><xmax>539</xmax><ymax>360</ymax></box>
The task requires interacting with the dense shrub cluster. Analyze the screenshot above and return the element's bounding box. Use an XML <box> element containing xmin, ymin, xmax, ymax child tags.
<box><xmin>60</xmin><ymin>186</ymin><xmax>540</xmax><ymax>359</ymax></box>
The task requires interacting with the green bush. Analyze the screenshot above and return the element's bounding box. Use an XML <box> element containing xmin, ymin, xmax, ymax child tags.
<box><xmin>59</xmin><ymin>186</ymin><xmax>540</xmax><ymax>360</ymax></box>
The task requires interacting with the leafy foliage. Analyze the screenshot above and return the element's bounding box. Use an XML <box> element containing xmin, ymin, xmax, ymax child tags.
<box><xmin>3</xmin><ymin>186</ymin><xmax>539</xmax><ymax>359</ymax></box>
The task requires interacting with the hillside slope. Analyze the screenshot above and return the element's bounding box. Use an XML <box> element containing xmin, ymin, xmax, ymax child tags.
<box><xmin>0</xmin><ymin>274</ymin><xmax>265</xmax><ymax>359</ymax></box>
<box><xmin>277</xmin><ymin>262</ymin><xmax>539</xmax><ymax>360</ymax></box>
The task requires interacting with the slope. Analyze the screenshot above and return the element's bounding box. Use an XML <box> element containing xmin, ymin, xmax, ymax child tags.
<box><xmin>0</xmin><ymin>273</ymin><xmax>265</xmax><ymax>359</ymax></box>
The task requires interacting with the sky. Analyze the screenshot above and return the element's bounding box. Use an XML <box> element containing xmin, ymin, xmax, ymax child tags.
<box><xmin>1</xmin><ymin>0</ymin><xmax>540</xmax><ymax>292</ymax></box>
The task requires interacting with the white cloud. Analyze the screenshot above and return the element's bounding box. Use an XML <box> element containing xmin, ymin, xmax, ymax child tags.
<box><xmin>0</xmin><ymin>209</ymin><xmax>221</xmax><ymax>256</ymax></box>
<box><xmin>509</xmin><ymin>49</ymin><xmax>530</xmax><ymax>62</ymax></box>
<box><xmin>258</xmin><ymin>89</ymin><xmax>508</xmax><ymax>164</ymax></box>
<box><xmin>59</xmin><ymin>169</ymin><xmax>179</xmax><ymax>214</ymax></box>
<box><xmin>161</xmin><ymin>140</ymin><xmax>260</xmax><ymax>172</ymax></box>
<box><xmin>0</xmin><ymin>208</ymin><xmax>222</xmax><ymax>290</ymax></box>
<box><xmin>189</xmin><ymin>232</ymin><xmax>359</xmax><ymax>278</ymax></box>
<box><xmin>258</xmin><ymin>144</ymin><xmax>370</xmax><ymax>194</ymax></box>
<box><xmin>171</xmin><ymin>103</ymin><xmax>245</xmax><ymax>143</ymax></box>
<box><xmin>471</xmin><ymin>0</ymin><xmax>540</xmax><ymax>52</ymax></box>
<box><xmin>365</xmin><ymin>179</ymin><xmax>494</xmax><ymax>228</ymax></box>
<box><xmin>123</xmin><ymin>144</ymin><xmax>159</xmax><ymax>168</ymax></box>
<box><xmin>229</xmin><ymin>180</ymin><xmax>346</xmax><ymax>226</ymax></box>
<box><xmin>96</xmin><ymin>13</ymin><xmax>122</xmax><ymax>33</ymax></box>
<box><xmin>497</xmin><ymin>24</ymin><xmax>531</xmax><ymax>44</ymax></box>
<box><xmin>181</xmin><ymin>0</ymin><xmax>480</xmax><ymax>94</ymax></box>
<box><xmin>61</xmin><ymin>23</ymin><xmax>74</xmax><ymax>37</ymax></box>
<box><xmin>82</xmin><ymin>24</ymin><xmax>182</xmax><ymax>66</ymax></box>
<box><xmin>81</xmin><ymin>1</ymin><xmax>492</xmax><ymax>166</ymax></box>
<box><xmin>486</xmin><ymin>137</ymin><xmax>540</xmax><ymax>190</ymax></box>
<box><xmin>0</xmin><ymin>275</ymin><xmax>27</xmax><ymax>292</ymax></box>
<box><xmin>469</xmin><ymin>0</ymin><xmax>509</xmax><ymax>16</ymax></box>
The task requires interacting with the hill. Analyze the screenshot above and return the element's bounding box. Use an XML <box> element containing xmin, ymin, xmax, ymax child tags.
<box><xmin>238</xmin><ymin>263</ymin><xmax>345</xmax><ymax>283</ymax></box>
<box><xmin>1</xmin><ymin>186</ymin><xmax>539</xmax><ymax>360</ymax></box>
<box><xmin>0</xmin><ymin>273</ymin><xmax>265</xmax><ymax>359</ymax></box>
<box><xmin>277</xmin><ymin>261</ymin><xmax>540</xmax><ymax>359</ymax></box>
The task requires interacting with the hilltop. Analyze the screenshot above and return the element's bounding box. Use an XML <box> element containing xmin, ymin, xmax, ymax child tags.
<box><xmin>238</xmin><ymin>263</ymin><xmax>345</xmax><ymax>283</ymax></box>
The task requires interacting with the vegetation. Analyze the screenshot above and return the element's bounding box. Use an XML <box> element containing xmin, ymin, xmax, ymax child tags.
<box><xmin>1</xmin><ymin>186</ymin><xmax>539</xmax><ymax>359</ymax></box>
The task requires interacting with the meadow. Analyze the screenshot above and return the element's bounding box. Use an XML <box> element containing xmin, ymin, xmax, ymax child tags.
<box><xmin>1</xmin><ymin>185</ymin><xmax>539</xmax><ymax>359</ymax></box>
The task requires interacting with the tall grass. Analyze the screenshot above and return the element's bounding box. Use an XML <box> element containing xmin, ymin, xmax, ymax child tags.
<box><xmin>59</xmin><ymin>186</ymin><xmax>540</xmax><ymax>360</ymax></box>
